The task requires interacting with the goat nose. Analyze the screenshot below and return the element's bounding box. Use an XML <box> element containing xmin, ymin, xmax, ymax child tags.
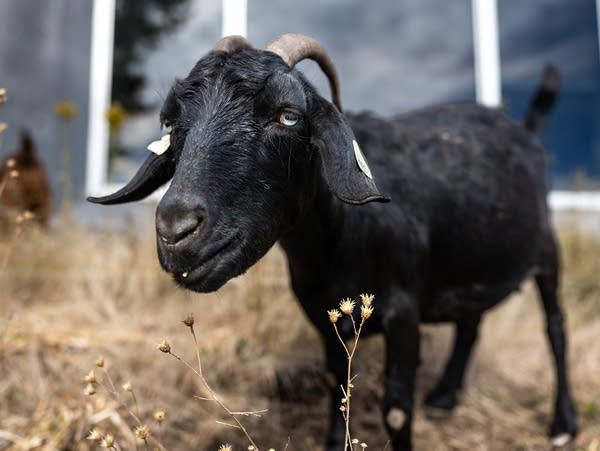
<box><xmin>156</xmin><ymin>209</ymin><xmax>204</xmax><ymax>245</ymax></box>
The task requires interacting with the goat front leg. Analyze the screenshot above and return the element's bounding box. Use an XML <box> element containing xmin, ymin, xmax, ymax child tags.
<box><xmin>382</xmin><ymin>293</ymin><xmax>420</xmax><ymax>451</ymax></box>
<box><xmin>324</xmin><ymin>334</ymin><xmax>348</xmax><ymax>451</ymax></box>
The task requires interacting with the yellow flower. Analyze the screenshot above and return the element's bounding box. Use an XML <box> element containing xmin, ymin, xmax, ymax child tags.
<box><xmin>100</xmin><ymin>433</ymin><xmax>115</xmax><ymax>448</ymax></box>
<box><xmin>218</xmin><ymin>445</ymin><xmax>233</xmax><ymax>451</ymax></box>
<box><xmin>105</xmin><ymin>102</ymin><xmax>126</xmax><ymax>133</ymax></box>
<box><xmin>157</xmin><ymin>338</ymin><xmax>171</xmax><ymax>353</ymax></box>
<box><xmin>84</xmin><ymin>370</ymin><xmax>97</xmax><ymax>384</ymax></box>
<box><xmin>54</xmin><ymin>99</ymin><xmax>78</xmax><ymax>121</ymax></box>
<box><xmin>134</xmin><ymin>425</ymin><xmax>149</xmax><ymax>440</ymax></box>
<box><xmin>87</xmin><ymin>428</ymin><xmax>102</xmax><ymax>441</ymax></box>
<box><xmin>182</xmin><ymin>313</ymin><xmax>194</xmax><ymax>327</ymax></box>
<box><xmin>339</xmin><ymin>298</ymin><xmax>355</xmax><ymax>315</ymax></box>
<box><xmin>84</xmin><ymin>383</ymin><xmax>96</xmax><ymax>395</ymax></box>
<box><xmin>122</xmin><ymin>381</ymin><xmax>133</xmax><ymax>392</ymax></box>
<box><xmin>154</xmin><ymin>409</ymin><xmax>166</xmax><ymax>423</ymax></box>
<box><xmin>359</xmin><ymin>293</ymin><xmax>374</xmax><ymax>307</ymax></box>
<box><xmin>327</xmin><ymin>309</ymin><xmax>342</xmax><ymax>323</ymax></box>
<box><xmin>361</xmin><ymin>305</ymin><xmax>374</xmax><ymax>320</ymax></box>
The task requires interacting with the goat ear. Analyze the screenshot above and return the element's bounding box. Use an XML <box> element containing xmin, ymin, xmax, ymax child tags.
<box><xmin>87</xmin><ymin>153</ymin><xmax>175</xmax><ymax>205</ymax></box>
<box><xmin>310</xmin><ymin>97</ymin><xmax>390</xmax><ymax>205</ymax></box>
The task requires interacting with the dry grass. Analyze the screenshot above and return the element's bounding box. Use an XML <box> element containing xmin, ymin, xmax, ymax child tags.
<box><xmin>0</xmin><ymin>212</ymin><xmax>599</xmax><ymax>450</ymax></box>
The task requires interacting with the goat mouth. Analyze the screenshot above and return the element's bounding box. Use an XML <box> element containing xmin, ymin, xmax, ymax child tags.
<box><xmin>171</xmin><ymin>233</ymin><xmax>240</xmax><ymax>290</ymax></box>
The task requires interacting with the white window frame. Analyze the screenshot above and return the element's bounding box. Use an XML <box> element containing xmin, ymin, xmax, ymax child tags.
<box><xmin>85</xmin><ymin>0</ymin><xmax>600</xmax><ymax>210</ymax></box>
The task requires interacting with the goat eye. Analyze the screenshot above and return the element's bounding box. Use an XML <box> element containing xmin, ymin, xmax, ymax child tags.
<box><xmin>279</xmin><ymin>111</ymin><xmax>299</xmax><ymax>127</ymax></box>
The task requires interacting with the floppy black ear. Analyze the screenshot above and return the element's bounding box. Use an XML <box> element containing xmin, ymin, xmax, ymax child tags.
<box><xmin>87</xmin><ymin>152</ymin><xmax>175</xmax><ymax>205</ymax></box>
<box><xmin>310</xmin><ymin>96</ymin><xmax>389</xmax><ymax>205</ymax></box>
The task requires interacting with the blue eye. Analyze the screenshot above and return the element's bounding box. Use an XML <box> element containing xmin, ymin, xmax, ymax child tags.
<box><xmin>279</xmin><ymin>111</ymin><xmax>299</xmax><ymax>127</ymax></box>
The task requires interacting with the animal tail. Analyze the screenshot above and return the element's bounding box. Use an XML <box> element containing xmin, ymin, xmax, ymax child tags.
<box><xmin>523</xmin><ymin>65</ymin><xmax>560</xmax><ymax>134</ymax></box>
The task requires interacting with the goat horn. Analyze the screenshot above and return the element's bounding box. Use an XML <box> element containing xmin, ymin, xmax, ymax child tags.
<box><xmin>266</xmin><ymin>34</ymin><xmax>342</xmax><ymax>111</ymax></box>
<box><xmin>212</xmin><ymin>35</ymin><xmax>253</xmax><ymax>53</ymax></box>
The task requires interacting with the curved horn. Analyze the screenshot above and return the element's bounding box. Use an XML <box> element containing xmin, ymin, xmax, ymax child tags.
<box><xmin>212</xmin><ymin>35</ymin><xmax>253</xmax><ymax>53</ymax></box>
<box><xmin>266</xmin><ymin>34</ymin><xmax>342</xmax><ymax>111</ymax></box>
<box><xmin>87</xmin><ymin>152</ymin><xmax>175</xmax><ymax>205</ymax></box>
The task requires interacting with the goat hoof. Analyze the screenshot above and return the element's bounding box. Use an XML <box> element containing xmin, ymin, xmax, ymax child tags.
<box><xmin>424</xmin><ymin>389</ymin><xmax>458</xmax><ymax>413</ymax></box>
<box><xmin>424</xmin><ymin>405</ymin><xmax>453</xmax><ymax>420</ymax></box>
<box><xmin>549</xmin><ymin>398</ymin><xmax>578</xmax><ymax>447</ymax></box>
<box><xmin>550</xmin><ymin>433</ymin><xmax>574</xmax><ymax>449</ymax></box>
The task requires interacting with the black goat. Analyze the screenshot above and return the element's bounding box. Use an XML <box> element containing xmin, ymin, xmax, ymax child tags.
<box><xmin>89</xmin><ymin>35</ymin><xmax>577</xmax><ymax>450</ymax></box>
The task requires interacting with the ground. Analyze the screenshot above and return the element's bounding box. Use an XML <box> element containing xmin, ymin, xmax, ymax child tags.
<box><xmin>0</xmin><ymin>212</ymin><xmax>599</xmax><ymax>450</ymax></box>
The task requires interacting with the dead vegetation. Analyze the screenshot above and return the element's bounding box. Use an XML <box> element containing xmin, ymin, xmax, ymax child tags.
<box><xmin>0</xmin><ymin>212</ymin><xmax>599</xmax><ymax>450</ymax></box>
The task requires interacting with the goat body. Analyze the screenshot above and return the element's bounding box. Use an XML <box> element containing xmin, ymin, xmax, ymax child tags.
<box><xmin>89</xmin><ymin>37</ymin><xmax>577</xmax><ymax>450</ymax></box>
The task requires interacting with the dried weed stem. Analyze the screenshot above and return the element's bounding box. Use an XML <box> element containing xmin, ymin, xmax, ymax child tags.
<box><xmin>328</xmin><ymin>294</ymin><xmax>374</xmax><ymax>451</ymax></box>
<box><xmin>161</xmin><ymin>314</ymin><xmax>263</xmax><ymax>450</ymax></box>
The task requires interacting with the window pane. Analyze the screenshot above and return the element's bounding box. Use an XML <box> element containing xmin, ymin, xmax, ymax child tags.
<box><xmin>499</xmin><ymin>0</ymin><xmax>600</xmax><ymax>189</ymax></box>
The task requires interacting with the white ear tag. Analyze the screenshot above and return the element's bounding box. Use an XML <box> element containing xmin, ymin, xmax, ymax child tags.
<box><xmin>353</xmin><ymin>139</ymin><xmax>373</xmax><ymax>179</ymax></box>
<box><xmin>147</xmin><ymin>134</ymin><xmax>171</xmax><ymax>155</ymax></box>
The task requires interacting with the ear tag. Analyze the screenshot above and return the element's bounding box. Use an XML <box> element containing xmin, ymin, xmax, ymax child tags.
<box><xmin>353</xmin><ymin>139</ymin><xmax>373</xmax><ymax>179</ymax></box>
<box><xmin>147</xmin><ymin>134</ymin><xmax>171</xmax><ymax>155</ymax></box>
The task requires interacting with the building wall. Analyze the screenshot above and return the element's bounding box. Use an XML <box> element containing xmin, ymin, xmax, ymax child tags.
<box><xmin>0</xmin><ymin>0</ymin><xmax>92</xmax><ymax>206</ymax></box>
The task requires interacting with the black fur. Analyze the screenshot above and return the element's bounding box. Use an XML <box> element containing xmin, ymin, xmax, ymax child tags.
<box><xmin>89</xmin><ymin>44</ymin><xmax>577</xmax><ymax>450</ymax></box>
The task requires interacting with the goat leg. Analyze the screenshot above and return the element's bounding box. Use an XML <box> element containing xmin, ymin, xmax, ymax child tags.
<box><xmin>382</xmin><ymin>292</ymin><xmax>420</xmax><ymax>451</ymax></box>
<box><xmin>425</xmin><ymin>316</ymin><xmax>481</xmax><ymax>416</ymax></box>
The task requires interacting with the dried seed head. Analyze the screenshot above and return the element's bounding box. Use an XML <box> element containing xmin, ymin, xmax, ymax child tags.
<box><xmin>54</xmin><ymin>99</ymin><xmax>78</xmax><ymax>121</ymax></box>
<box><xmin>5</xmin><ymin>158</ymin><xmax>15</xmax><ymax>168</ymax></box>
<box><xmin>84</xmin><ymin>370</ymin><xmax>97</xmax><ymax>384</ymax></box>
<box><xmin>182</xmin><ymin>313</ymin><xmax>194</xmax><ymax>328</ymax></box>
<box><xmin>0</xmin><ymin>88</ymin><xmax>7</xmax><ymax>104</ymax></box>
<box><xmin>154</xmin><ymin>409</ymin><xmax>166</xmax><ymax>423</ymax></box>
<box><xmin>84</xmin><ymin>383</ymin><xmax>96</xmax><ymax>395</ymax></box>
<box><xmin>134</xmin><ymin>425</ymin><xmax>149</xmax><ymax>440</ymax></box>
<box><xmin>122</xmin><ymin>381</ymin><xmax>133</xmax><ymax>392</ymax></box>
<box><xmin>339</xmin><ymin>405</ymin><xmax>346</xmax><ymax>412</ymax></box>
<box><xmin>360</xmin><ymin>443</ymin><xmax>368</xmax><ymax>448</ymax></box>
<box><xmin>100</xmin><ymin>433</ymin><xmax>115</xmax><ymax>448</ymax></box>
<box><xmin>339</xmin><ymin>298</ymin><xmax>355</xmax><ymax>315</ymax></box>
<box><xmin>359</xmin><ymin>293</ymin><xmax>374</xmax><ymax>307</ymax></box>
<box><xmin>0</xmin><ymin>123</ymin><xmax>7</xmax><ymax>134</ymax></box>
<box><xmin>9</xmin><ymin>169</ymin><xmax>18</xmax><ymax>178</ymax></box>
<box><xmin>352</xmin><ymin>438</ymin><xmax>359</xmax><ymax>444</ymax></box>
<box><xmin>248</xmin><ymin>446</ymin><xmax>255</xmax><ymax>451</ymax></box>
<box><xmin>218</xmin><ymin>445</ymin><xmax>233</xmax><ymax>451</ymax></box>
<box><xmin>95</xmin><ymin>356</ymin><xmax>105</xmax><ymax>367</ymax></box>
<box><xmin>157</xmin><ymin>338</ymin><xmax>171</xmax><ymax>353</ymax></box>
<box><xmin>361</xmin><ymin>305</ymin><xmax>374</xmax><ymax>320</ymax></box>
<box><xmin>327</xmin><ymin>309</ymin><xmax>342</xmax><ymax>323</ymax></box>
<box><xmin>105</xmin><ymin>102</ymin><xmax>126</xmax><ymax>132</ymax></box>
<box><xmin>87</xmin><ymin>428</ymin><xmax>102</xmax><ymax>441</ymax></box>
<box><xmin>22</xmin><ymin>211</ymin><xmax>35</xmax><ymax>220</ymax></box>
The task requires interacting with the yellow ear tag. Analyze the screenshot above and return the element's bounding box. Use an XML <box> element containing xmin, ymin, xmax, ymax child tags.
<box><xmin>147</xmin><ymin>134</ymin><xmax>171</xmax><ymax>155</ymax></box>
<box><xmin>353</xmin><ymin>139</ymin><xmax>372</xmax><ymax>179</ymax></box>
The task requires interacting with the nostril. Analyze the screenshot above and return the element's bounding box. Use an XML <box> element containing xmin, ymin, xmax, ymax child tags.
<box><xmin>157</xmin><ymin>212</ymin><xmax>204</xmax><ymax>245</ymax></box>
